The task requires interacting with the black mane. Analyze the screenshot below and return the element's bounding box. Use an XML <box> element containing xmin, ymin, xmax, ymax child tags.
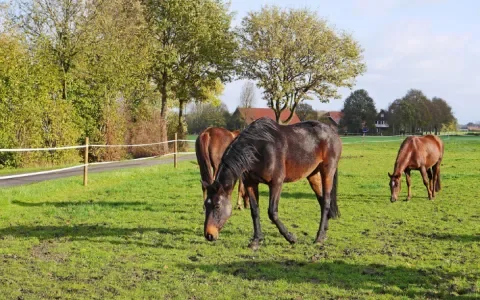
<box><xmin>217</xmin><ymin>117</ymin><xmax>277</xmax><ymax>180</ymax></box>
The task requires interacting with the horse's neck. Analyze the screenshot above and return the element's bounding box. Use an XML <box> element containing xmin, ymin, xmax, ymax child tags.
<box><xmin>394</xmin><ymin>148</ymin><xmax>411</xmax><ymax>175</ymax></box>
<box><xmin>217</xmin><ymin>166</ymin><xmax>238</xmax><ymax>191</ymax></box>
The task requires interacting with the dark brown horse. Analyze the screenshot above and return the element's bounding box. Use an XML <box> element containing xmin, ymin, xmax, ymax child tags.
<box><xmin>195</xmin><ymin>127</ymin><xmax>249</xmax><ymax>209</ymax></box>
<box><xmin>388</xmin><ymin>135</ymin><xmax>444</xmax><ymax>202</ymax></box>
<box><xmin>202</xmin><ymin>117</ymin><xmax>342</xmax><ymax>249</ymax></box>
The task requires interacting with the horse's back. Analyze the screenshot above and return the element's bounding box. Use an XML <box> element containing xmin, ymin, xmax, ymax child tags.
<box><xmin>398</xmin><ymin>135</ymin><xmax>443</xmax><ymax>169</ymax></box>
<box><xmin>280</xmin><ymin>121</ymin><xmax>342</xmax><ymax>181</ymax></box>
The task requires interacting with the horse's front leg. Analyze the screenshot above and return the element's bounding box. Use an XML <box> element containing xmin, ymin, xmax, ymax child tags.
<box><xmin>246</xmin><ymin>183</ymin><xmax>263</xmax><ymax>250</ymax></box>
<box><xmin>405</xmin><ymin>169</ymin><xmax>412</xmax><ymax>201</ymax></box>
<box><xmin>420</xmin><ymin>166</ymin><xmax>433</xmax><ymax>200</ymax></box>
<box><xmin>268</xmin><ymin>182</ymin><xmax>297</xmax><ymax>244</ymax></box>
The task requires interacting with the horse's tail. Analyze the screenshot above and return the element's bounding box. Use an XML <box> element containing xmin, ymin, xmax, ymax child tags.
<box><xmin>328</xmin><ymin>168</ymin><xmax>340</xmax><ymax>219</ymax></box>
<box><xmin>435</xmin><ymin>170</ymin><xmax>441</xmax><ymax>192</ymax></box>
<box><xmin>195</xmin><ymin>133</ymin><xmax>214</xmax><ymax>185</ymax></box>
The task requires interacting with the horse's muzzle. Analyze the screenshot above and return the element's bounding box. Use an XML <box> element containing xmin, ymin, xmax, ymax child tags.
<box><xmin>205</xmin><ymin>225</ymin><xmax>219</xmax><ymax>241</ymax></box>
<box><xmin>205</xmin><ymin>233</ymin><xmax>216</xmax><ymax>241</ymax></box>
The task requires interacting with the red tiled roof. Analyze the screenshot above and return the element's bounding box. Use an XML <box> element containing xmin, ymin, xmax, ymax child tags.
<box><xmin>326</xmin><ymin>111</ymin><xmax>344</xmax><ymax>125</ymax></box>
<box><xmin>236</xmin><ymin>108</ymin><xmax>301</xmax><ymax>125</ymax></box>
<box><xmin>467</xmin><ymin>126</ymin><xmax>480</xmax><ymax>132</ymax></box>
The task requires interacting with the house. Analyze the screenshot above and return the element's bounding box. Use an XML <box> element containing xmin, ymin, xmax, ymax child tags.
<box><xmin>231</xmin><ymin>107</ymin><xmax>301</xmax><ymax>128</ymax></box>
<box><xmin>467</xmin><ymin>126</ymin><xmax>480</xmax><ymax>132</ymax></box>
<box><xmin>324</xmin><ymin>111</ymin><xmax>344</xmax><ymax>127</ymax></box>
<box><xmin>375</xmin><ymin>109</ymin><xmax>389</xmax><ymax>133</ymax></box>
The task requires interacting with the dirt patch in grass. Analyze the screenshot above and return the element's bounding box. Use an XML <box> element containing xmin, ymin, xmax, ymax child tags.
<box><xmin>31</xmin><ymin>240</ymin><xmax>68</xmax><ymax>263</ymax></box>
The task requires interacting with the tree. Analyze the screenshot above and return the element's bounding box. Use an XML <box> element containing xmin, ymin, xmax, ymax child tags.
<box><xmin>143</xmin><ymin>0</ymin><xmax>237</xmax><ymax>149</ymax></box>
<box><xmin>0</xmin><ymin>27</ymin><xmax>81</xmax><ymax>167</ymax></box>
<box><xmin>238</xmin><ymin>6</ymin><xmax>366</xmax><ymax>124</ymax></box>
<box><xmin>341</xmin><ymin>89</ymin><xmax>377</xmax><ymax>133</ymax></box>
<box><xmin>387</xmin><ymin>99</ymin><xmax>415</xmax><ymax>135</ymax></box>
<box><xmin>402</xmin><ymin>89</ymin><xmax>432</xmax><ymax>134</ymax></box>
<box><xmin>14</xmin><ymin>0</ymin><xmax>94</xmax><ymax>101</ymax></box>
<box><xmin>239</xmin><ymin>81</ymin><xmax>256</xmax><ymax>109</ymax></box>
<box><xmin>185</xmin><ymin>102</ymin><xmax>230</xmax><ymax>134</ymax></box>
<box><xmin>73</xmin><ymin>0</ymin><xmax>153</xmax><ymax>160</ymax></box>
<box><xmin>387</xmin><ymin>90</ymin><xmax>456</xmax><ymax>135</ymax></box>
<box><xmin>430</xmin><ymin>97</ymin><xmax>456</xmax><ymax>135</ymax></box>
<box><xmin>296</xmin><ymin>102</ymin><xmax>316</xmax><ymax>121</ymax></box>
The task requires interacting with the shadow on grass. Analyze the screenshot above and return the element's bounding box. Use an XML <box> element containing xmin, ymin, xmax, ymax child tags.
<box><xmin>259</xmin><ymin>191</ymin><xmax>390</xmax><ymax>201</ymax></box>
<box><xmin>417</xmin><ymin>232</ymin><xmax>480</xmax><ymax>243</ymax></box>
<box><xmin>0</xmin><ymin>224</ymin><xmax>196</xmax><ymax>248</ymax></box>
<box><xmin>180</xmin><ymin>260</ymin><xmax>478</xmax><ymax>299</ymax></box>
<box><xmin>12</xmin><ymin>200</ymin><xmax>147</xmax><ymax>208</ymax></box>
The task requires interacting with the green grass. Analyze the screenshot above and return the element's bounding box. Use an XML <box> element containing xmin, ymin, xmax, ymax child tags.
<box><xmin>0</xmin><ymin>136</ymin><xmax>479</xmax><ymax>299</ymax></box>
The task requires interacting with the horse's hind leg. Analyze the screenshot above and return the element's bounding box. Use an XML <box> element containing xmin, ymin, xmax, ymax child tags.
<box><xmin>307</xmin><ymin>172</ymin><xmax>327</xmax><ymax>230</ymax></box>
<box><xmin>432</xmin><ymin>162</ymin><xmax>441</xmax><ymax>197</ymax></box>
<box><xmin>267</xmin><ymin>181</ymin><xmax>297</xmax><ymax>244</ymax></box>
<box><xmin>236</xmin><ymin>179</ymin><xmax>250</xmax><ymax>210</ymax></box>
<box><xmin>420</xmin><ymin>166</ymin><xmax>433</xmax><ymax>200</ymax></box>
<box><xmin>427</xmin><ymin>168</ymin><xmax>433</xmax><ymax>193</ymax></box>
<box><xmin>315</xmin><ymin>165</ymin><xmax>336</xmax><ymax>244</ymax></box>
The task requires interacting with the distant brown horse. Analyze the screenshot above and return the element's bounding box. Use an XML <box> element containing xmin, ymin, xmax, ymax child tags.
<box><xmin>195</xmin><ymin>127</ymin><xmax>249</xmax><ymax>209</ymax></box>
<box><xmin>202</xmin><ymin>117</ymin><xmax>342</xmax><ymax>249</ymax></box>
<box><xmin>388</xmin><ymin>135</ymin><xmax>444</xmax><ymax>202</ymax></box>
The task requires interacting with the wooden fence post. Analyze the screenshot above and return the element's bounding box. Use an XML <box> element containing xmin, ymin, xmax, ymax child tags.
<box><xmin>83</xmin><ymin>137</ymin><xmax>89</xmax><ymax>186</ymax></box>
<box><xmin>174</xmin><ymin>133</ymin><xmax>178</xmax><ymax>168</ymax></box>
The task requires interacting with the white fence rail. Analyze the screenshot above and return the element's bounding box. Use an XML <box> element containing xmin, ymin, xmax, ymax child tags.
<box><xmin>0</xmin><ymin>134</ymin><xmax>196</xmax><ymax>184</ymax></box>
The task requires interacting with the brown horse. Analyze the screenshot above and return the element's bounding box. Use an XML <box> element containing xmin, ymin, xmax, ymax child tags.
<box><xmin>388</xmin><ymin>135</ymin><xmax>444</xmax><ymax>202</ymax></box>
<box><xmin>202</xmin><ymin>117</ymin><xmax>342</xmax><ymax>249</ymax></box>
<box><xmin>195</xmin><ymin>127</ymin><xmax>249</xmax><ymax>209</ymax></box>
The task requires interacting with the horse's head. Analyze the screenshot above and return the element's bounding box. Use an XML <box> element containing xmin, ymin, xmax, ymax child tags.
<box><xmin>202</xmin><ymin>180</ymin><xmax>233</xmax><ymax>241</ymax></box>
<box><xmin>388</xmin><ymin>172</ymin><xmax>401</xmax><ymax>202</ymax></box>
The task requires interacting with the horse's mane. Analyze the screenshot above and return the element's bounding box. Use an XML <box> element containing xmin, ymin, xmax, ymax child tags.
<box><xmin>218</xmin><ymin>117</ymin><xmax>278</xmax><ymax>179</ymax></box>
<box><xmin>393</xmin><ymin>136</ymin><xmax>414</xmax><ymax>174</ymax></box>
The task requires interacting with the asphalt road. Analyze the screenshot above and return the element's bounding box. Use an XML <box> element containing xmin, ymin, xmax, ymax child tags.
<box><xmin>0</xmin><ymin>154</ymin><xmax>196</xmax><ymax>188</ymax></box>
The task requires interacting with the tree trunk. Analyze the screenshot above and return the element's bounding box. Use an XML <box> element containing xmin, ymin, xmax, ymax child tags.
<box><xmin>177</xmin><ymin>100</ymin><xmax>187</xmax><ymax>151</ymax></box>
<box><xmin>159</xmin><ymin>70</ymin><xmax>169</xmax><ymax>154</ymax></box>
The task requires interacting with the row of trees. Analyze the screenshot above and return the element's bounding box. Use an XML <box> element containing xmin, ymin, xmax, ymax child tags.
<box><xmin>340</xmin><ymin>89</ymin><xmax>456</xmax><ymax>135</ymax></box>
<box><xmin>0</xmin><ymin>1</ymin><xmax>365</xmax><ymax>167</ymax></box>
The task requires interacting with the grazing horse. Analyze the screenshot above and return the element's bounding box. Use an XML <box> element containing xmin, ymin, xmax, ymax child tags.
<box><xmin>195</xmin><ymin>127</ymin><xmax>249</xmax><ymax>209</ymax></box>
<box><xmin>388</xmin><ymin>135</ymin><xmax>444</xmax><ymax>202</ymax></box>
<box><xmin>202</xmin><ymin>117</ymin><xmax>342</xmax><ymax>249</ymax></box>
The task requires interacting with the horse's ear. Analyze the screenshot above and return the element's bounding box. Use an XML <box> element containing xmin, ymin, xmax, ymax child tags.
<box><xmin>388</xmin><ymin>172</ymin><xmax>392</xmax><ymax>178</ymax></box>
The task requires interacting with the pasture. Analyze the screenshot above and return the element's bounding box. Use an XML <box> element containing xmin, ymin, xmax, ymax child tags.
<box><xmin>0</xmin><ymin>136</ymin><xmax>479</xmax><ymax>299</ymax></box>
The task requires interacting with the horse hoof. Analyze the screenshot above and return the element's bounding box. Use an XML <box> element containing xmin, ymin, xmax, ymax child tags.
<box><xmin>314</xmin><ymin>233</ymin><xmax>327</xmax><ymax>244</ymax></box>
<box><xmin>236</xmin><ymin>205</ymin><xmax>243</xmax><ymax>210</ymax></box>
<box><xmin>248</xmin><ymin>240</ymin><xmax>260</xmax><ymax>250</ymax></box>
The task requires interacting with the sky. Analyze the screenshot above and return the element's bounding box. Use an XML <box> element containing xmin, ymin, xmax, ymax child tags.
<box><xmin>220</xmin><ymin>0</ymin><xmax>480</xmax><ymax>124</ymax></box>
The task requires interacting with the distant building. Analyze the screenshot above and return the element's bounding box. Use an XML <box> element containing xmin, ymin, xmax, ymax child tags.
<box><xmin>231</xmin><ymin>107</ymin><xmax>301</xmax><ymax>128</ymax></box>
<box><xmin>324</xmin><ymin>111</ymin><xmax>343</xmax><ymax>127</ymax></box>
<box><xmin>467</xmin><ymin>126</ymin><xmax>480</xmax><ymax>132</ymax></box>
<box><xmin>375</xmin><ymin>109</ymin><xmax>389</xmax><ymax>133</ymax></box>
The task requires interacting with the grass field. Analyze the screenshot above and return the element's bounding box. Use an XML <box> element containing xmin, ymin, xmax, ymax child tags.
<box><xmin>0</xmin><ymin>136</ymin><xmax>479</xmax><ymax>299</ymax></box>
